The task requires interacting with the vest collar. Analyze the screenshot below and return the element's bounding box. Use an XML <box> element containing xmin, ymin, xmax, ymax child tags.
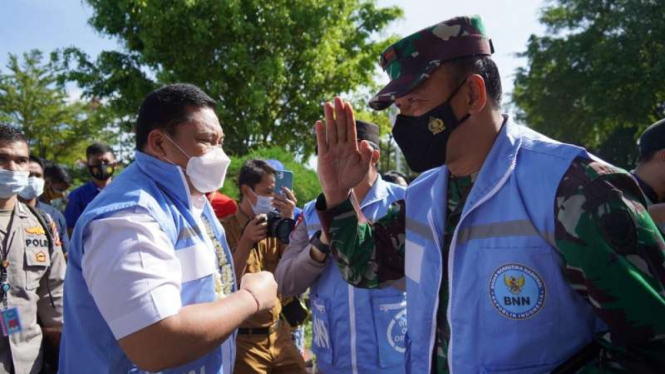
<box><xmin>134</xmin><ymin>151</ymin><xmax>193</xmax><ymax>209</ymax></box>
<box><xmin>462</xmin><ymin>116</ymin><xmax>521</xmax><ymax>216</ymax></box>
<box><xmin>359</xmin><ymin>175</ymin><xmax>392</xmax><ymax>208</ymax></box>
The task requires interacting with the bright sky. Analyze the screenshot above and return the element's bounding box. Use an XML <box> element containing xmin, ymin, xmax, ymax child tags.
<box><xmin>1</xmin><ymin>0</ymin><xmax>546</xmax><ymax>99</ymax></box>
<box><xmin>1</xmin><ymin>0</ymin><xmax>548</xmax><ymax>170</ymax></box>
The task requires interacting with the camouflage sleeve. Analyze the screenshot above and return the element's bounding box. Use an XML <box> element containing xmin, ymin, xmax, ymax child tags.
<box><xmin>316</xmin><ymin>192</ymin><xmax>406</xmax><ymax>288</ymax></box>
<box><xmin>555</xmin><ymin>157</ymin><xmax>665</xmax><ymax>371</ymax></box>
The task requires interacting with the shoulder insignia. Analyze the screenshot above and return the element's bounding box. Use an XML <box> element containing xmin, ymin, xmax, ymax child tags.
<box><xmin>25</xmin><ymin>226</ymin><xmax>45</xmax><ymax>235</ymax></box>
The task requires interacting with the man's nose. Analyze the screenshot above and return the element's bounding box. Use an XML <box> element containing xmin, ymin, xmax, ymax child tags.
<box><xmin>4</xmin><ymin>160</ymin><xmax>21</xmax><ymax>171</ymax></box>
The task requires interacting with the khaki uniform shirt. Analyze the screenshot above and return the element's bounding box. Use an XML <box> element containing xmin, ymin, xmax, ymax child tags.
<box><xmin>0</xmin><ymin>202</ymin><xmax>65</xmax><ymax>374</ymax></box>
<box><xmin>222</xmin><ymin>209</ymin><xmax>283</xmax><ymax>328</ymax></box>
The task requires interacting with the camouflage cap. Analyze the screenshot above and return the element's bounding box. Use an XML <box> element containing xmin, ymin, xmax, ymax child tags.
<box><xmin>370</xmin><ymin>15</ymin><xmax>494</xmax><ymax>111</ymax></box>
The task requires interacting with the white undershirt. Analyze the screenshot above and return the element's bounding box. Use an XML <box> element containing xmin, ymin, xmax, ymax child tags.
<box><xmin>82</xmin><ymin>200</ymin><xmax>213</xmax><ymax>340</ymax></box>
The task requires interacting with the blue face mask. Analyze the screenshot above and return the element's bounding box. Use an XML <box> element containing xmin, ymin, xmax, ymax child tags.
<box><xmin>0</xmin><ymin>169</ymin><xmax>30</xmax><ymax>199</ymax></box>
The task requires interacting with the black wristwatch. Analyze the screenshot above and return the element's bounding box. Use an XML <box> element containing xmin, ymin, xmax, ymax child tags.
<box><xmin>309</xmin><ymin>230</ymin><xmax>331</xmax><ymax>254</ymax></box>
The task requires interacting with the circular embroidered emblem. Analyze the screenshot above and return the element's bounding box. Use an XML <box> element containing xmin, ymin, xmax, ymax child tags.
<box><xmin>428</xmin><ymin>117</ymin><xmax>446</xmax><ymax>134</ymax></box>
<box><xmin>386</xmin><ymin>309</ymin><xmax>407</xmax><ymax>353</ymax></box>
<box><xmin>489</xmin><ymin>264</ymin><xmax>545</xmax><ymax>320</ymax></box>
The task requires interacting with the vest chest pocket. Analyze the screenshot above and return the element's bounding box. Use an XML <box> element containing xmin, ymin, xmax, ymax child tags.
<box><xmin>473</xmin><ymin>245</ymin><xmax>574</xmax><ymax>369</ymax></box>
<box><xmin>310</xmin><ymin>297</ymin><xmax>334</xmax><ymax>364</ymax></box>
<box><xmin>480</xmin><ymin>247</ymin><xmax>557</xmax><ymax>331</ymax></box>
<box><xmin>371</xmin><ymin>296</ymin><xmax>407</xmax><ymax>368</ymax></box>
<box><xmin>24</xmin><ymin>246</ymin><xmax>50</xmax><ymax>291</ymax></box>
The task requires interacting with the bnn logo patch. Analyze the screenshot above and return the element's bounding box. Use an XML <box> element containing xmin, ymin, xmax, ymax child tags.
<box><xmin>489</xmin><ymin>264</ymin><xmax>545</xmax><ymax>320</ymax></box>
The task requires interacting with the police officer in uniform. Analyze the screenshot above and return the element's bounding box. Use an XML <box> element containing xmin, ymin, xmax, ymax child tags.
<box><xmin>0</xmin><ymin>124</ymin><xmax>65</xmax><ymax>374</ymax></box>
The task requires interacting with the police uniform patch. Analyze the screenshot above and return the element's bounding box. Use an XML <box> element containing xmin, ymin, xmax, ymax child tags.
<box><xmin>490</xmin><ymin>264</ymin><xmax>545</xmax><ymax>320</ymax></box>
<box><xmin>35</xmin><ymin>251</ymin><xmax>47</xmax><ymax>263</ymax></box>
<box><xmin>24</xmin><ymin>226</ymin><xmax>45</xmax><ymax>235</ymax></box>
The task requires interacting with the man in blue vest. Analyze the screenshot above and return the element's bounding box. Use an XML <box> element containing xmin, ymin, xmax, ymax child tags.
<box><xmin>313</xmin><ymin>15</ymin><xmax>665</xmax><ymax>374</ymax></box>
<box><xmin>275</xmin><ymin>120</ymin><xmax>407</xmax><ymax>374</ymax></box>
<box><xmin>59</xmin><ymin>83</ymin><xmax>278</xmax><ymax>374</ymax></box>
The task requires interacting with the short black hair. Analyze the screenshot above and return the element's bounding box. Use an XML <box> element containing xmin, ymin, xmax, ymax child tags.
<box><xmin>136</xmin><ymin>83</ymin><xmax>217</xmax><ymax>150</ymax></box>
<box><xmin>238</xmin><ymin>159</ymin><xmax>276</xmax><ymax>200</ymax></box>
<box><xmin>44</xmin><ymin>161</ymin><xmax>72</xmax><ymax>185</ymax></box>
<box><xmin>0</xmin><ymin>124</ymin><xmax>27</xmax><ymax>145</ymax></box>
<box><xmin>638</xmin><ymin>118</ymin><xmax>665</xmax><ymax>163</ymax></box>
<box><xmin>86</xmin><ymin>142</ymin><xmax>114</xmax><ymax>160</ymax></box>
<box><xmin>446</xmin><ymin>55</ymin><xmax>502</xmax><ymax>107</ymax></box>
<box><xmin>29</xmin><ymin>155</ymin><xmax>44</xmax><ymax>171</ymax></box>
<box><xmin>383</xmin><ymin>170</ymin><xmax>407</xmax><ymax>184</ymax></box>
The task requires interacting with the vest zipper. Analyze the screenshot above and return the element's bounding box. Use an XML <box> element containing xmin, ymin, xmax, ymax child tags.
<box><xmin>445</xmin><ymin>161</ymin><xmax>516</xmax><ymax>374</ymax></box>
<box><xmin>349</xmin><ymin>284</ymin><xmax>359</xmax><ymax>374</ymax></box>
<box><xmin>426</xmin><ymin>209</ymin><xmax>443</xmax><ymax>374</ymax></box>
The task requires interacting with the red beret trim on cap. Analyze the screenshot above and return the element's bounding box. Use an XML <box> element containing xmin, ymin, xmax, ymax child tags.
<box><xmin>380</xmin><ymin>46</ymin><xmax>399</xmax><ymax>69</ymax></box>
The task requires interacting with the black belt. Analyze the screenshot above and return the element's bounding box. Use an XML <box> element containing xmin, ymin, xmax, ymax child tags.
<box><xmin>237</xmin><ymin>320</ymin><xmax>280</xmax><ymax>335</ymax></box>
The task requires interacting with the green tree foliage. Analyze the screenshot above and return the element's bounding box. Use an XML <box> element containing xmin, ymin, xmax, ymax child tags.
<box><xmin>58</xmin><ymin>0</ymin><xmax>402</xmax><ymax>159</ymax></box>
<box><xmin>512</xmin><ymin>0</ymin><xmax>665</xmax><ymax>168</ymax></box>
<box><xmin>0</xmin><ymin>50</ymin><xmax>114</xmax><ymax>164</ymax></box>
<box><xmin>221</xmin><ymin>146</ymin><xmax>321</xmax><ymax>206</ymax></box>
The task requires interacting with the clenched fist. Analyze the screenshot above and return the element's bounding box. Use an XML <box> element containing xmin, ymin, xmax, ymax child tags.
<box><xmin>240</xmin><ymin>271</ymin><xmax>278</xmax><ymax>312</ymax></box>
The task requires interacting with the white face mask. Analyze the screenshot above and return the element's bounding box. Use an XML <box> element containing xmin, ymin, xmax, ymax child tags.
<box><xmin>18</xmin><ymin>177</ymin><xmax>45</xmax><ymax>200</ymax></box>
<box><xmin>165</xmin><ymin>135</ymin><xmax>231</xmax><ymax>194</ymax></box>
<box><xmin>249</xmin><ymin>188</ymin><xmax>274</xmax><ymax>215</ymax></box>
<box><xmin>0</xmin><ymin>169</ymin><xmax>30</xmax><ymax>199</ymax></box>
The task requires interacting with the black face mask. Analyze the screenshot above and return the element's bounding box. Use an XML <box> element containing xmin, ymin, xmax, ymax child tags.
<box><xmin>88</xmin><ymin>162</ymin><xmax>115</xmax><ymax>181</ymax></box>
<box><xmin>392</xmin><ymin>79</ymin><xmax>470</xmax><ymax>173</ymax></box>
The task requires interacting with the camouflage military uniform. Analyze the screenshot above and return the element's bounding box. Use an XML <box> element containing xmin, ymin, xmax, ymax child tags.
<box><xmin>316</xmin><ymin>157</ymin><xmax>665</xmax><ymax>373</ymax></box>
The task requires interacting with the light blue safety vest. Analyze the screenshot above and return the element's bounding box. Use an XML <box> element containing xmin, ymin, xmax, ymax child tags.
<box><xmin>305</xmin><ymin>176</ymin><xmax>407</xmax><ymax>374</ymax></box>
<box><xmin>403</xmin><ymin>120</ymin><xmax>607</xmax><ymax>374</ymax></box>
<box><xmin>59</xmin><ymin>151</ymin><xmax>237</xmax><ymax>374</ymax></box>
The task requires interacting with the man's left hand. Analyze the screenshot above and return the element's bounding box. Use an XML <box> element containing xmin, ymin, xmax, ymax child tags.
<box><xmin>273</xmin><ymin>187</ymin><xmax>297</xmax><ymax>219</ymax></box>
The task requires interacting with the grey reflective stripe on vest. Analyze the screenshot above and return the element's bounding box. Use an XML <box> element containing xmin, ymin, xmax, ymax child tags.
<box><xmin>457</xmin><ymin>219</ymin><xmax>554</xmax><ymax>246</ymax></box>
<box><xmin>406</xmin><ymin>218</ymin><xmax>434</xmax><ymax>241</ymax></box>
<box><xmin>178</xmin><ymin>226</ymin><xmax>202</xmax><ymax>242</ymax></box>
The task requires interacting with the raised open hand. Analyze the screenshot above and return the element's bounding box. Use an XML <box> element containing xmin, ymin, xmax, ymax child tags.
<box><xmin>316</xmin><ymin>97</ymin><xmax>373</xmax><ymax>207</ymax></box>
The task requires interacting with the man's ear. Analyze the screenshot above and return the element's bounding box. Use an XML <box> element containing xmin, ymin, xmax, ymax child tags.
<box><xmin>465</xmin><ymin>74</ymin><xmax>488</xmax><ymax>114</ymax></box>
<box><xmin>147</xmin><ymin>130</ymin><xmax>169</xmax><ymax>158</ymax></box>
<box><xmin>240</xmin><ymin>184</ymin><xmax>252</xmax><ymax>202</ymax></box>
<box><xmin>372</xmin><ymin>148</ymin><xmax>381</xmax><ymax>166</ymax></box>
